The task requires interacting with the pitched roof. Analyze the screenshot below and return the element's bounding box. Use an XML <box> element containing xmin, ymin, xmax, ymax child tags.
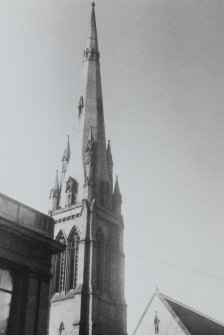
<box><xmin>132</xmin><ymin>289</ymin><xmax>224</xmax><ymax>335</ymax></box>
<box><xmin>162</xmin><ymin>294</ymin><xmax>224</xmax><ymax>335</ymax></box>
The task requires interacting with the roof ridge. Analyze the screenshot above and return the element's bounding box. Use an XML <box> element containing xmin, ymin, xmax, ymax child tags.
<box><xmin>131</xmin><ymin>289</ymin><xmax>158</xmax><ymax>335</ymax></box>
<box><xmin>158</xmin><ymin>293</ymin><xmax>191</xmax><ymax>335</ymax></box>
<box><xmin>161</xmin><ymin>293</ymin><xmax>224</xmax><ymax>327</ymax></box>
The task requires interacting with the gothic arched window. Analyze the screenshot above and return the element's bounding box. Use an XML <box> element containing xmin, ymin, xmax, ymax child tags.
<box><xmin>68</xmin><ymin>226</ymin><xmax>80</xmax><ymax>290</ymax></box>
<box><xmin>53</xmin><ymin>231</ymin><xmax>67</xmax><ymax>294</ymax></box>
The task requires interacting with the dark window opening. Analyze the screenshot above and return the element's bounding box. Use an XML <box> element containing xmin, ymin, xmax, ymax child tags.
<box><xmin>0</xmin><ymin>269</ymin><xmax>13</xmax><ymax>335</ymax></box>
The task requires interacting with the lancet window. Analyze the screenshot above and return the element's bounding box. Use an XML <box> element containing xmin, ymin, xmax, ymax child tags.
<box><xmin>54</xmin><ymin>232</ymin><xmax>67</xmax><ymax>293</ymax></box>
<box><xmin>51</xmin><ymin>227</ymin><xmax>80</xmax><ymax>296</ymax></box>
<box><xmin>67</xmin><ymin>227</ymin><xmax>80</xmax><ymax>290</ymax></box>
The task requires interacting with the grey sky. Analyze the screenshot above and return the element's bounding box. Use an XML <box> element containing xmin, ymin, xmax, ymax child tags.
<box><xmin>0</xmin><ymin>0</ymin><xmax>224</xmax><ymax>333</ymax></box>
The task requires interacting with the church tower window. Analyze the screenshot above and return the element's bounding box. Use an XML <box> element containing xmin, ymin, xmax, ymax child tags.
<box><xmin>68</xmin><ymin>227</ymin><xmax>79</xmax><ymax>290</ymax></box>
<box><xmin>53</xmin><ymin>232</ymin><xmax>67</xmax><ymax>294</ymax></box>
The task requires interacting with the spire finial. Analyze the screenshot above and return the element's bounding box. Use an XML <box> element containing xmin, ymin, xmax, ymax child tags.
<box><xmin>92</xmin><ymin>1</ymin><xmax>95</xmax><ymax>8</ymax></box>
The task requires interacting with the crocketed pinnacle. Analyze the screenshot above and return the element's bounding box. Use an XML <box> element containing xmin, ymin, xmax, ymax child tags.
<box><xmin>86</xmin><ymin>127</ymin><xmax>94</xmax><ymax>151</ymax></box>
<box><xmin>54</xmin><ymin>170</ymin><xmax>60</xmax><ymax>193</ymax></box>
<box><xmin>114</xmin><ymin>175</ymin><xmax>121</xmax><ymax>196</ymax></box>
<box><xmin>107</xmin><ymin>140</ymin><xmax>113</xmax><ymax>165</ymax></box>
<box><xmin>62</xmin><ymin>135</ymin><xmax>70</xmax><ymax>163</ymax></box>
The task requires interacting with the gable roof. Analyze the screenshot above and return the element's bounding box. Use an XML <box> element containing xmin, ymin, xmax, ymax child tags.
<box><xmin>162</xmin><ymin>294</ymin><xmax>224</xmax><ymax>335</ymax></box>
<box><xmin>132</xmin><ymin>289</ymin><xmax>224</xmax><ymax>335</ymax></box>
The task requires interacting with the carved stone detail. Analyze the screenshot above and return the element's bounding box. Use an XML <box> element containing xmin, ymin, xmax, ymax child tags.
<box><xmin>84</xmin><ymin>128</ymin><xmax>94</xmax><ymax>186</ymax></box>
<box><xmin>65</xmin><ymin>177</ymin><xmax>78</xmax><ymax>208</ymax></box>
<box><xmin>83</xmin><ymin>47</ymin><xmax>100</xmax><ymax>61</ymax></box>
<box><xmin>78</xmin><ymin>96</ymin><xmax>84</xmax><ymax>116</ymax></box>
<box><xmin>154</xmin><ymin>311</ymin><xmax>160</xmax><ymax>334</ymax></box>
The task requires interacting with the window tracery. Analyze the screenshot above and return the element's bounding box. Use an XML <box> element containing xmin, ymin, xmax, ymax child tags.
<box><xmin>54</xmin><ymin>233</ymin><xmax>67</xmax><ymax>294</ymax></box>
<box><xmin>52</xmin><ymin>228</ymin><xmax>80</xmax><ymax>296</ymax></box>
<box><xmin>68</xmin><ymin>227</ymin><xmax>79</xmax><ymax>290</ymax></box>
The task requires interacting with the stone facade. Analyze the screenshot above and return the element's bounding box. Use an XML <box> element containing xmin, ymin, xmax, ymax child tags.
<box><xmin>48</xmin><ymin>3</ymin><xmax>127</xmax><ymax>335</ymax></box>
<box><xmin>0</xmin><ymin>192</ymin><xmax>64</xmax><ymax>335</ymax></box>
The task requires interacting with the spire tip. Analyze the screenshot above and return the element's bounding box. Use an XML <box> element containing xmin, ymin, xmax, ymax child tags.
<box><xmin>92</xmin><ymin>1</ymin><xmax>95</xmax><ymax>8</ymax></box>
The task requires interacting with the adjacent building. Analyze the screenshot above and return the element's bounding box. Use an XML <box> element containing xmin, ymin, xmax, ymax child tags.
<box><xmin>48</xmin><ymin>2</ymin><xmax>127</xmax><ymax>335</ymax></box>
<box><xmin>0</xmin><ymin>192</ymin><xmax>64</xmax><ymax>335</ymax></box>
<box><xmin>132</xmin><ymin>288</ymin><xmax>224</xmax><ymax>335</ymax></box>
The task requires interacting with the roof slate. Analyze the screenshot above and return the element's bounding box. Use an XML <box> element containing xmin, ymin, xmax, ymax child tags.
<box><xmin>132</xmin><ymin>290</ymin><xmax>224</xmax><ymax>335</ymax></box>
<box><xmin>163</xmin><ymin>294</ymin><xmax>224</xmax><ymax>335</ymax></box>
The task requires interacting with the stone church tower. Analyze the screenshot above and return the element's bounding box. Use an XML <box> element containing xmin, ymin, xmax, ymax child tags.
<box><xmin>48</xmin><ymin>3</ymin><xmax>127</xmax><ymax>335</ymax></box>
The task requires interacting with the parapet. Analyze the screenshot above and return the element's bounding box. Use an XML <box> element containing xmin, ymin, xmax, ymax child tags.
<box><xmin>0</xmin><ymin>192</ymin><xmax>54</xmax><ymax>239</ymax></box>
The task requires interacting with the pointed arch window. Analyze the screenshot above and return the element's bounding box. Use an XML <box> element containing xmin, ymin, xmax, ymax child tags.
<box><xmin>68</xmin><ymin>227</ymin><xmax>80</xmax><ymax>290</ymax></box>
<box><xmin>53</xmin><ymin>231</ymin><xmax>67</xmax><ymax>294</ymax></box>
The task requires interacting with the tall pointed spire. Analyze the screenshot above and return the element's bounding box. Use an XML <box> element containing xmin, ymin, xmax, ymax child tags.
<box><xmin>88</xmin><ymin>2</ymin><xmax>98</xmax><ymax>51</ymax></box>
<box><xmin>53</xmin><ymin>3</ymin><xmax>111</xmax><ymax>208</ymax></box>
<box><xmin>80</xmin><ymin>1</ymin><xmax>110</xmax><ymax>205</ymax></box>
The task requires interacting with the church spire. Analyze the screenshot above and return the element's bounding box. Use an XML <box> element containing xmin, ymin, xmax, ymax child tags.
<box><xmin>80</xmin><ymin>1</ymin><xmax>110</xmax><ymax>205</ymax></box>
<box><xmin>52</xmin><ymin>3</ymin><xmax>111</xmax><ymax>209</ymax></box>
<box><xmin>88</xmin><ymin>1</ymin><xmax>98</xmax><ymax>51</ymax></box>
<box><xmin>49</xmin><ymin>4</ymin><xmax>127</xmax><ymax>334</ymax></box>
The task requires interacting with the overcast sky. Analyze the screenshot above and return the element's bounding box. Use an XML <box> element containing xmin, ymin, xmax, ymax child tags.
<box><xmin>0</xmin><ymin>0</ymin><xmax>224</xmax><ymax>333</ymax></box>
